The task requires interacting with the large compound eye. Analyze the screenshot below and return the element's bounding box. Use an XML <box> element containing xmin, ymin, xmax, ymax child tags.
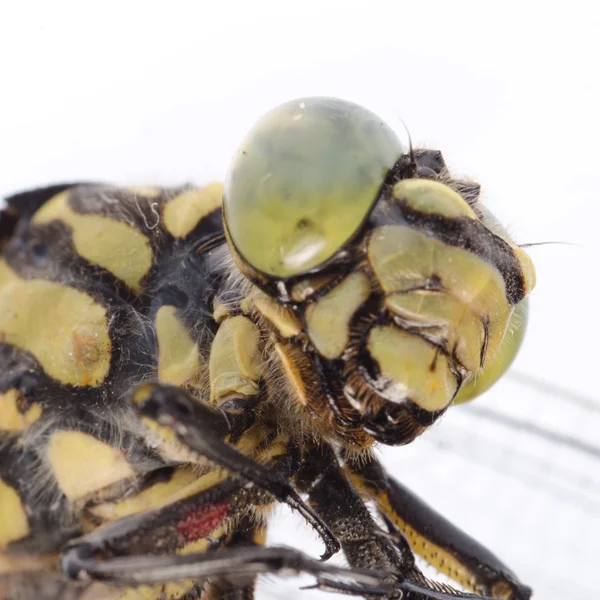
<box><xmin>224</xmin><ymin>97</ymin><xmax>405</xmax><ymax>278</ymax></box>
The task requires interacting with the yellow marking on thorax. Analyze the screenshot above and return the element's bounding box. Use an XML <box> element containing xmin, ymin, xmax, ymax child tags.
<box><xmin>0</xmin><ymin>389</ymin><xmax>42</xmax><ymax>431</ymax></box>
<box><xmin>162</xmin><ymin>183</ymin><xmax>223</xmax><ymax>238</ymax></box>
<box><xmin>213</xmin><ymin>296</ymin><xmax>231</xmax><ymax>323</ymax></box>
<box><xmin>156</xmin><ymin>305</ymin><xmax>203</xmax><ymax>387</ymax></box>
<box><xmin>146</xmin><ymin>469</ymin><xmax>230</xmax><ymax>507</ymax></box>
<box><xmin>305</xmin><ymin>271</ymin><xmax>371</xmax><ymax>359</ymax></box>
<box><xmin>209</xmin><ymin>315</ymin><xmax>262</xmax><ymax>404</ymax></box>
<box><xmin>47</xmin><ymin>430</ymin><xmax>136</xmax><ymax>502</ymax></box>
<box><xmin>0</xmin><ymin>260</ymin><xmax>111</xmax><ymax>387</ymax></box>
<box><xmin>243</xmin><ymin>288</ymin><xmax>302</xmax><ymax>338</ymax></box>
<box><xmin>235</xmin><ymin>422</ymin><xmax>270</xmax><ymax>456</ymax></box>
<box><xmin>255</xmin><ymin>437</ymin><xmax>289</xmax><ymax>464</ymax></box>
<box><xmin>32</xmin><ymin>190</ymin><xmax>153</xmax><ymax>292</ymax></box>
<box><xmin>0</xmin><ymin>477</ymin><xmax>29</xmax><ymax>548</ymax></box>
<box><xmin>273</xmin><ymin>342</ymin><xmax>308</xmax><ymax>406</ymax></box>
<box><xmin>179</xmin><ymin>529</ymin><xmax>225</xmax><ymax>556</ymax></box>
<box><xmin>89</xmin><ymin>466</ymin><xmax>200</xmax><ymax>521</ymax></box>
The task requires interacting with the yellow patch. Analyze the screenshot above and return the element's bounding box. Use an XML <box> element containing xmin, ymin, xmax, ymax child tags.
<box><xmin>252</xmin><ymin>524</ymin><xmax>268</xmax><ymax>546</ymax></box>
<box><xmin>0</xmin><ymin>389</ymin><xmax>42</xmax><ymax>431</ymax></box>
<box><xmin>118</xmin><ymin>586</ymin><xmax>165</xmax><ymax>600</ymax></box>
<box><xmin>274</xmin><ymin>342</ymin><xmax>308</xmax><ymax>406</ymax></box>
<box><xmin>178</xmin><ymin>527</ymin><xmax>224</xmax><ymax>555</ymax></box>
<box><xmin>0</xmin><ymin>260</ymin><xmax>111</xmax><ymax>387</ymax></box>
<box><xmin>156</xmin><ymin>305</ymin><xmax>203</xmax><ymax>387</ymax></box>
<box><xmin>306</xmin><ymin>271</ymin><xmax>371</xmax><ymax>359</ymax></box>
<box><xmin>148</xmin><ymin>469</ymin><xmax>229</xmax><ymax>506</ymax></box>
<box><xmin>386</xmin><ymin>291</ymin><xmax>484</xmax><ymax>372</ymax></box>
<box><xmin>213</xmin><ymin>296</ymin><xmax>231</xmax><ymax>323</ymax></box>
<box><xmin>48</xmin><ymin>430</ymin><xmax>135</xmax><ymax>502</ymax></box>
<box><xmin>248</xmin><ymin>288</ymin><xmax>302</xmax><ymax>338</ymax></box>
<box><xmin>209</xmin><ymin>316</ymin><xmax>262</xmax><ymax>403</ymax></box>
<box><xmin>291</xmin><ymin>273</ymin><xmax>337</xmax><ymax>302</ymax></box>
<box><xmin>256</xmin><ymin>438</ymin><xmax>289</xmax><ymax>464</ymax></box>
<box><xmin>0</xmin><ymin>477</ymin><xmax>29</xmax><ymax>548</ymax></box>
<box><xmin>514</xmin><ymin>246</ymin><xmax>536</xmax><ymax>293</ymax></box>
<box><xmin>32</xmin><ymin>190</ymin><xmax>153</xmax><ymax>292</ymax></box>
<box><xmin>90</xmin><ymin>466</ymin><xmax>199</xmax><ymax>521</ymax></box>
<box><xmin>368</xmin><ymin>225</ymin><xmax>513</xmax><ymax>372</ymax></box>
<box><xmin>161</xmin><ymin>581</ymin><xmax>199</xmax><ymax>599</ymax></box>
<box><xmin>235</xmin><ymin>422</ymin><xmax>270</xmax><ymax>456</ymax></box>
<box><xmin>163</xmin><ymin>183</ymin><xmax>223</xmax><ymax>238</ymax></box>
<box><xmin>393</xmin><ymin>179</ymin><xmax>478</xmax><ymax>219</ymax></box>
<box><xmin>368</xmin><ymin>326</ymin><xmax>457</xmax><ymax>412</ymax></box>
<box><xmin>369</xmin><ymin>225</ymin><xmax>508</xmax><ymax>311</ymax></box>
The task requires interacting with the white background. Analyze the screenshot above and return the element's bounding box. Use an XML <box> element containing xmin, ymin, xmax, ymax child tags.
<box><xmin>1</xmin><ymin>2</ymin><xmax>599</xmax><ymax>599</ymax></box>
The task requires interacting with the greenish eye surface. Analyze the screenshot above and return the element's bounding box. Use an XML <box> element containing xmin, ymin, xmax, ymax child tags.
<box><xmin>224</xmin><ymin>97</ymin><xmax>405</xmax><ymax>278</ymax></box>
<box><xmin>454</xmin><ymin>299</ymin><xmax>529</xmax><ymax>405</ymax></box>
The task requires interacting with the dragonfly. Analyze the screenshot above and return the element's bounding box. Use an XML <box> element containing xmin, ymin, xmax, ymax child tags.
<box><xmin>0</xmin><ymin>96</ymin><xmax>539</xmax><ymax>600</ymax></box>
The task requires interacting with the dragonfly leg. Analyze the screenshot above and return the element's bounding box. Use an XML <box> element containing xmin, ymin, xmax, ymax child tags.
<box><xmin>132</xmin><ymin>382</ymin><xmax>339</xmax><ymax>560</ymax></box>
<box><xmin>346</xmin><ymin>455</ymin><xmax>532</xmax><ymax>600</ymax></box>
<box><xmin>296</xmin><ymin>444</ymin><xmax>506</xmax><ymax>600</ymax></box>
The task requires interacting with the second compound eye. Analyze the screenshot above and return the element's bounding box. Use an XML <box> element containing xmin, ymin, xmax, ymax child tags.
<box><xmin>224</xmin><ymin>97</ymin><xmax>406</xmax><ymax>279</ymax></box>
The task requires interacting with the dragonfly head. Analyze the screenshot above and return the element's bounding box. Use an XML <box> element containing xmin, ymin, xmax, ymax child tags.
<box><xmin>223</xmin><ymin>97</ymin><xmax>536</xmax><ymax>446</ymax></box>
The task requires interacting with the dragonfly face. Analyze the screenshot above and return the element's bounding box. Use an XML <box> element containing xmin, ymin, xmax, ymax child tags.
<box><xmin>224</xmin><ymin>96</ymin><xmax>536</xmax><ymax>445</ymax></box>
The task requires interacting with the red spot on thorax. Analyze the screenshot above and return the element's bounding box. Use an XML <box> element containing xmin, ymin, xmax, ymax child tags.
<box><xmin>177</xmin><ymin>501</ymin><xmax>229</xmax><ymax>543</ymax></box>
